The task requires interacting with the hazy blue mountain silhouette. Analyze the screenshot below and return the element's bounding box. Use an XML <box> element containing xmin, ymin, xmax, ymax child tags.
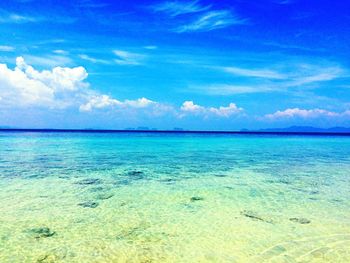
<box><xmin>258</xmin><ymin>126</ymin><xmax>350</xmax><ymax>133</ymax></box>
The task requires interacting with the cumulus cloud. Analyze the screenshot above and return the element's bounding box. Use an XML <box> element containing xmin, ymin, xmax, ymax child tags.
<box><xmin>79</xmin><ymin>97</ymin><xmax>156</xmax><ymax>112</ymax></box>
<box><xmin>208</xmin><ymin>103</ymin><xmax>243</xmax><ymax>117</ymax></box>
<box><xmin>180</xmin><ymin>101</ymin><xmax>243</xmax><ymax>117</ymax></box>
<box><xmin>124</xmin><ymin>97</ymin><xmax>155</xmax><ymax>108</ymax></box>
<box><xmin>16</xmin><ymin>57</ymin><xmax>88</xmax><ymax>92</ymax></box>
<box><xmin>180</xmin><ymin>101</ymin><xmax>205</xmax><ymax>114</ymax></box>
<box><xmin>264</xmin><ymin>108</ymin><xmax>350</xmax><ymax>120</ymax></box>
<box><xmin>0</xmin><ymin>56</ymin><xmax>88</xmax><ymax>108</ymax></box>
<box><xmin>79</xmin><ymin>95</ymin><xmax>176</xmax><ymax>118</ymax></box>
<box><xmin>0</xmin><ymin>57</ymin><xmax>161</xmax><ymax>113</ymax></box>
<box><xmin>0</xmin><ymin>57</ymin><xmax>244</xmax><ymax>121</ymax></box>
<box><xmin>79</xmin><ymin>95</ymin><xmax>121</xmax><ymax>111</ymax></box>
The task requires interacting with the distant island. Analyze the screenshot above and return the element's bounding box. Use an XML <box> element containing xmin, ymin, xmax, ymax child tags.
<box><xmin>0</xmin><ymin>126</ymin><xmax>349</xmax><ymax>134</ymax></box>
<box><xmin>256</xmin><ymin>126</ymin><xmax>350</xmax><ymax>133</ymax></box>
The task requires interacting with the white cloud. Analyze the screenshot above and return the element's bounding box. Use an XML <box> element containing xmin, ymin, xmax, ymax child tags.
<box><xmin>16</xmin><ymin>57</ymin><xmax>88</xmax><ymax>92</ymax></box>
<box><xmin>0</xmin><ymin>12</ymin><xmax>38</xmax><ymax>23</ymax></box>
<box><xmin>219</xmin><ymin>64</ymin><xmax>343</xmax><ymax>84</ymax></box>
<box><xmin>264</xmin><ymin>108</ymin><xmax>350</xmax><ymax>120</ymax></box>
<box><xmin>152</xmin><ymin>1</ymin><xmax>245</xmax><ymax>33</ymax></box>
<box><xmin>80</xmin><ymin>97</ymin><xmax>158</xmax><ymax>112</ymax></box>
<box><xmin>79</xmin><ymin>96</ymin><xmax>173</xmax><ymax>117</ymax></box>
<box><xmin>208</xmin><ymin>103</ymin><xmax>243</xmax><ymax>117</ymax></box>
<box><xmin>79</xmin><ymin>54</ymin><xmax>110</xmax><ymax>64</ymax></box>
<box><xmin>80</xmin><ymin>95</ymin><xmax>155</xmax><ymax>111</ymax></box>
<box><xmin>0</xmin><ymin>57</ymin><xmax>88</xmax><ymax>108</ymax></box>
<box><xmin>221</xmin><ymin>66</ymin><xmax>285</xmax><ymax>79</ymax></box>
<box><xmin>180</xmin><ymin>100</ymin><xmax>206</xmax><ymax>114</ymax></box>
<box><xmin>194</xmin><ymin>63</ymin><xmax>346</xmax><ymax>95</ymax></box>
<box><xmin>0</xmin><ymin>63</ymin><xmax>54</xmax><ymax>106</ymax></box>
<box><xmin>288</xmin><ymin>66</ymin><xmax>343</xmax><ymax>86</ymax></box>
<box><xmin>0</xmin><ymin>57</ymin><xmax>168</xmax><ymax>115</ymax></box>
<box><xmin>0</xmin><ymin>11</ymin><xmax>75</xmax><ymax>24</ymax></box>
<box><xmin>53</xmin><ymin>49</ymin><xmax>68</xmax><ymax>55</ymax></box>
<box><xmin>0</xmin><ymin>45</ymin><xmax>15</xmax><ymax>52</ymax></box>
<box><xmin>113</xmin><ymin>50</ymin><xmax>145</xmax><ymax>65</ymax></box>
<box><xmin>22</xmin><ymin>54</ymin><xmax>73</xmax><ymax>67</ymax></box>
<box><xmin>180</xmin><ymin>101</ymin><xmax>243</xmax><ymax>117</ymax></box>
<box><xmin>124</xmin><ymin>97</ymin><xmax>155</xmax><ymax>108</ymax></box>
<box><xmin>189</xmin><ymin>84</ymin><xmax>273</xmax><ymax>95</ymax></box>
<box><xmin>79</xmin><ymin>96</ymin><xmax>157</xmax><ymax>112</ymax></box>
<box><xmin>79</xmin><ymin>95</ymin><xmax>121</xmax><ymax>111</ymax></box>
<box><xmin>144</xmin><ymin>45</ymin><xmax>158</xmax><ymax>50</ymax></box>
<box><xmin>152</xmin><ymin>0</ymin><xmax>210</xmax><ymax>17</ymax></box>
<box><xmin>175</xmin><ymin>10</ymin><xmax>245</xmax><ymax>33</ymax></box>
<box><xmin>0</xmin><ymin>57</ymin><xmax>246</xmax><ymax>121</ymax></box>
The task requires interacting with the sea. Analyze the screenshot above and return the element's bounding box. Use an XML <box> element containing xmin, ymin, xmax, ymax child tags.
<box><xmin>0</xmin><ymin>131</ymin><xmax>349</xmax><ymax>262</ymax></box>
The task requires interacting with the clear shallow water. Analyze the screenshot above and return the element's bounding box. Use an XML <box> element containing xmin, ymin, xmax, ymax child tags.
<box><xmin>0</xmin><ymin>132</ymin><xmax>349</xmax><ymax>263</ymax></box>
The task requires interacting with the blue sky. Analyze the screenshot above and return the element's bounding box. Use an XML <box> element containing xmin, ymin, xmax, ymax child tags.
<box><xmin>0</xmin><ymin>0</ymin><xmax>349</xmax><ymax>130</ymax></box>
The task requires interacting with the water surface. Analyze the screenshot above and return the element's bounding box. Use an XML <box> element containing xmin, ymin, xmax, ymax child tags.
<box><xmin>0</xmin><ymin>132</ymin><xmax>349</xmax><ymax>262</ymax></box>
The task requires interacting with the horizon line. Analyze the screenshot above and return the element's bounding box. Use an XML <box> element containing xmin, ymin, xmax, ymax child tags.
<box><xmin>1</xmin><ymin>128</ymin><xmax>350</xmax><ymax>136</ymax></box>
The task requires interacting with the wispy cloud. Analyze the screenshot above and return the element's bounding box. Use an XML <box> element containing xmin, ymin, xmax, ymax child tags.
<box><xmin>152</xmin><ymin>0</ymin><xmax>210</xmax><ymax>17</ymax></box>
<box><xmin>0</xmin><ymin>12</ymin><xmax>38</xmax><ymax>23</ymax></box>
<box><xmin>22</xmin><ymin>55</ymin><xmax>73</xmax><ymax>67</ymax></box>
<box><xmin>151</xmin><ymin>1</ymin><xmax>246</xmax><ymax>33</ymax></box>
<box><xmin>0</xmin><ymin>9</ymin><xmax>75</xmax><ymax>24</ymax></box>
<box><xmin>79</xmin><ymin>54</ymin><xmax>110</xmax><ymax>64</ymax></box>
<box><xmin>113</xmin><ymin>50</ymin><xmax>145</xmax><ymax>65</ymax></box>
<box><xmin>190</xmin><ymin>84</ymin><xmax>273</xmax><ymax>95</ymax></box>
<box><xmin>175</xmin><ymin>10</ymin><xmax>245</xmax><ymax>33</ymax></box>
<box><xmin>219</xmin><ymin>64</ymin><xmax>343</xmax><ymax>84</ymax></box>
<box><xmin>0</xmin><ymin>45</ymin><xmax>15</xmax><ymax>52</ymax></box>
<box><xmin>193</xmin><ymin>62</ymin><xmax>346</xmax><ymax>95</ymax></box>
<box><xmin>38</xmin><ymin>39</ymin><xmax>66</xmax><ymax>45</ymax></box>
<box><xmin>274</xmin><ymin>0</ymin><xmax>294</xmax><ymax>4</ymax></box>
<box><xmin>287</xmin><ymin>66</ymin><xmax>343</xmax><ymax>86</ymax></box>
<box><xmin>53</xmin><ymin>49</ymin><xmax>68</xmax><ymax>55</ymax></box>
<box><xmin>144</xmin><ymin>45</ymin><xmax>158</xmax><ymax>50</ymax></box>
<box><xmin>76</xmin><ymin>0</ymin><xmax>109</xmax><ymax>8</ymax></box>
<box><xmin>220</xmin><ymin>66</ymin><xmax>285</xmax><ymax>79</ymax></box>
<box><xmin>262</xmin><ymin>41</ymin><xmax>324</xmax><ymax>52</ymax></box>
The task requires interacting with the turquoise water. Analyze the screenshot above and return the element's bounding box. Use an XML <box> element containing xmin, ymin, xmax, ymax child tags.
<box><xmin>0</xmin><ymin>132</ymin><xmax>349</xmax><ymax>262</ymax></box>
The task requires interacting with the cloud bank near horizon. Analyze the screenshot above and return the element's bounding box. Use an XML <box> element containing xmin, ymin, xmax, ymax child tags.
<box><xmin>0</xmin><ymin>57</ymin><xmax>348</xmax><ymax>128</ymax></box>
<box><xmin>0</xmin><ymin>57</ymin><xmax>245</xmax><ymax>119</ymax></box>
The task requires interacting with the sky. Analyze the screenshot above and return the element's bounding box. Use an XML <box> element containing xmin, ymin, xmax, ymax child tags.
<box><xmin>0</xmin><ymin>0</ymin><xmax>350</xmax><ymax>130</ymax></box>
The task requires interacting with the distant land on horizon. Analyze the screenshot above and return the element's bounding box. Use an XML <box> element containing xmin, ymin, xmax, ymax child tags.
<box><xmin>1</xmin><ymin>126</ymin><xmax>350</xmax><ymax>133</ymax></box>
<box><xmin>256</xmin><ymin>126</ymin><xmax>350</xmax><ymax>133</ymax></box>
